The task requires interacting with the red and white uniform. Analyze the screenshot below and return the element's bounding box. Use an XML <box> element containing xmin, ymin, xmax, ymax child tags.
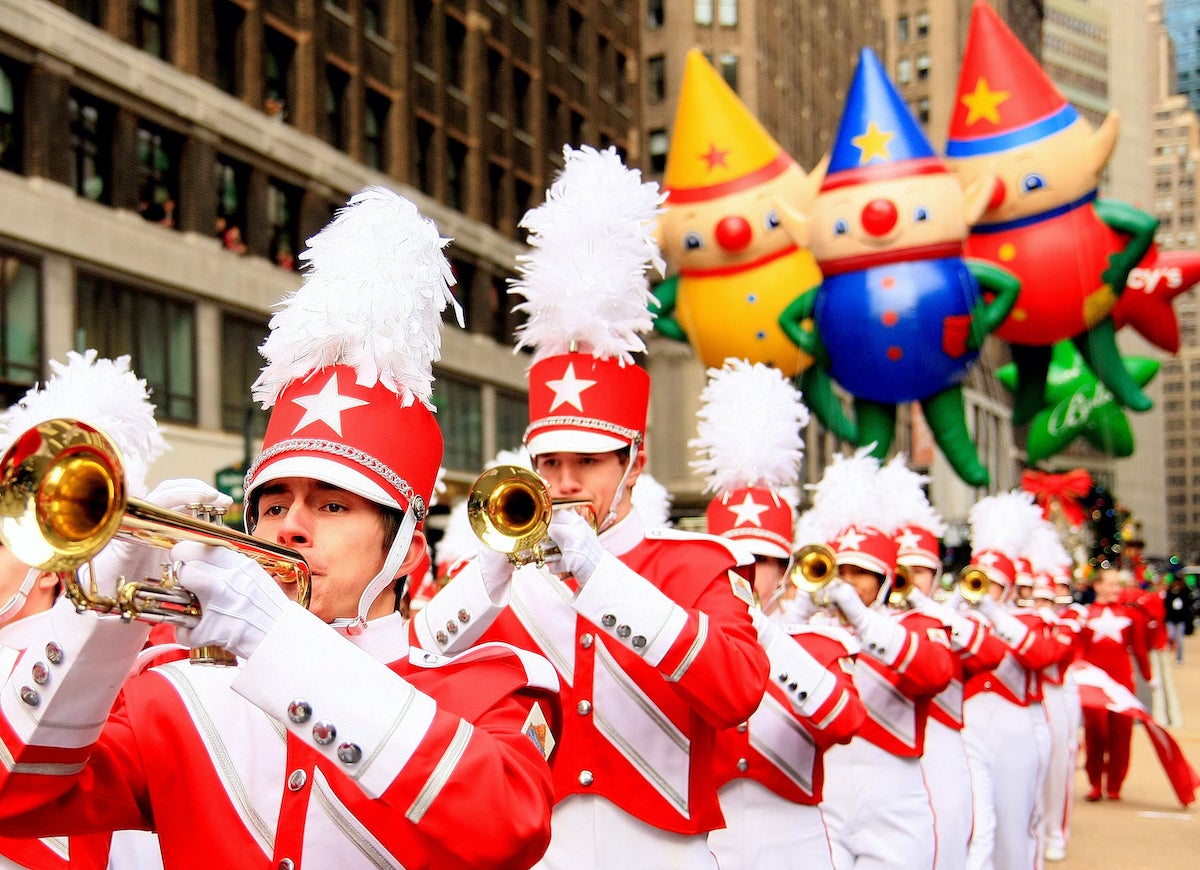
<box><xmin>916</xmin><ymin>602</ymin><xmax>1006</xmax><ymax>870</ymax></box>
<box><xmin>820</xmin><ymin>607</ymin><xmax>954</xmax><ymax>870</ymax></box>
<box><xmin>0</xmin><ymin>600</ymin><xmax>559</xmax><ymax>869</ymax></box>
<box><xmin>412</xmin><ymin>511</ymin><xmax>769</xmax><ymax>869</ymax></box>
<box><xmin>1078</xmin><ymin>600</ymin><xmax>1153</xmax><ymax>798</ymax></box>
<box><xmin>709</xmin><ymin>621</ymin><xmax>865</xmax><ymax>870</ymax></box>
<box><xmin>1040</xmin><ymin>604</ymin><xmax>1084</xmax><ymax>859</ymax></box>
<box><xmin>963</xmin><ymin>605</ymin><xmax>1064</xmax><ymax>870</ymax></box>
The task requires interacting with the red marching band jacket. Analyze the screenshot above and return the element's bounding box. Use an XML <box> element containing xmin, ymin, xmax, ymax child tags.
<box><xmin>411</xmin><ymin>514</ymin><xmax>770</xmax><ymax>835</ymax></box>
<box><xmin>927</xmin><ymin>610</ymin><xmax>1007</xmax><ymax>731</ymax></box>
<box><xmin>847</xmin><ymin>609</ymin><xmax>955</xmax><ymax>757</ymax></box>
<box><xmin>713</xmin><ymin>624</ymin><xmax>865</xmax><ymax>805</ymax></box>
<box><xmin>965</xmin><ymin>606</ymin><xmax>1065</xmax><ymax>707</ymax></box>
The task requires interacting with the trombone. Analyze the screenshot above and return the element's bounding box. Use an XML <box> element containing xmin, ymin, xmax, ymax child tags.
<box><xmin>0</xmin><ymin>418</ymin><xmax>310</xmax><ymax>665</ymax></box>
<box><xmin>467</xmin><ymin>464</ymin><xmax>594</xmax><ymax>567</ymax></box>
<box><xmin>787</xmin><ymin>543</ymin><xmax>838</xmax><ymax>594</ymax></box>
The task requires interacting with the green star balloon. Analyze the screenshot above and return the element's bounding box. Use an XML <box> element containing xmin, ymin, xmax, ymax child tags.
<box><xmin>997</xmin><ymin>341</ymin><xmax>1159</xmax><ymax>463</ymax></box>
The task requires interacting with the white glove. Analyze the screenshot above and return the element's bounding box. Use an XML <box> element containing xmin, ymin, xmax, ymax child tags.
<box><xmin>829</xmin><ymin>579</ymin><xmax>870</xmax><ymax>629</ymax></box>
<box><xmin>143</xmin><ymin>478</ymin><xmax>234</xmax><ymax>512</ymax></box>
<box><xmin>750</xmin><ymin>605</ymin><xmax>782</xmax><ymax>646</ymax></box>
<box><xmin>779</xmin><ymin>591</ymin><xmax>817</xmax><ymax>625</ymax></box>
<box><xmin>171</xmin><ymin>541</ymin><xmax>289</xmax><ymax>660</ymax></box>
<box><xmin>477</xmin><ymin>545</ymin><xmax>515</xmax><ymax>604</ymax></box>
<box><xmin>547</xmin><ymin>509</ymin><xmax>605</xmax><ymax>587</ymax></box>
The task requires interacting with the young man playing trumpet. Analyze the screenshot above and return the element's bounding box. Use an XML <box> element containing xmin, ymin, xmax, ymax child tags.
<box><xmin>412</xmin><ymin>147</ymin><xmax>769</xmax><ymax>868</ymax></box>
<box><xmin>0</xmin><ymin>189</ymin><xmax>558</xmax><ymax>869</ymax></box>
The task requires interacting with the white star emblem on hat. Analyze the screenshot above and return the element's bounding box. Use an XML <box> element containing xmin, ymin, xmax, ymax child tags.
<box><xmin>291</xmin><ymin>371</ymin><xmax>368</xmax><ymax>436</ymax></box>
<box><xmin>546</xmin><ymin>362</ymin><xmax>596</xmax><ymax>412</ymax></box>
<box><xmin>727</xmin><ymin>493</ymin><xmax>770</xmax><ymax>527</ymax></box>
<box><xmin>1088</xmin><ymin>606</ymin><xmax>1131</xmax><ymax>644</ymax></box>
<box><xmin>836</xmin><ymin>527</ymin><xmax>867</xmax><ymax>551</ymax></box>
<box><xmin>896</xmin><ymin>528</ymin><xmax>924</xmax><ymax>551</ymax></box>
<box><xmin>976</xmin><ymin>551</ymin><xmax>1001</xmax><ymax>568</ymax></box>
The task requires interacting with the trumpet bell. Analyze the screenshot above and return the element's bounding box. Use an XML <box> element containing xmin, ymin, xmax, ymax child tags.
<box><xmin>788</xmin><ymin>543</ymin><xmax>838</xmax><ymax>593</ymax></box>
<box><xmin>467</xmin><ymin>465</ymin><xmax>554</xmax><ymax>556</ymax></box>
<box><xmin>956</xmin><ymin>567</ymin><xmax>990</xmax><ymax>605</ymax></box>
<box><xmin>887</xmin><ymin>564</ymin><xmax>914</xmax><ymax>609</ymax></box>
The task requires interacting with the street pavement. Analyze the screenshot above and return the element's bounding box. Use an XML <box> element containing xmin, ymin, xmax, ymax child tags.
<box><xmin>1056</xmin><ymin>633</ymin><xmax>1199</xmax><ymax>868</ymax></box>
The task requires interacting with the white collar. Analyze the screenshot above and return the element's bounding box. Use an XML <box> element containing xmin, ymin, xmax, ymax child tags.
<box><xmin>599</xmin><ymin>508</ymin><xmax>645</xmax><ymax>556</ymax></box>
<box><xmin>333</xmin><ymin>610</ymin><xmax>410</xmax><ymax>662</ymax></box>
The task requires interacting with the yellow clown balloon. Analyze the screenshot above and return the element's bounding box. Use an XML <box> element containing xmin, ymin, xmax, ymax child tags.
<box><xmin>653</xmin><ymin>50</ymin><xmax>823</xmax><ymax>378</ymax></box>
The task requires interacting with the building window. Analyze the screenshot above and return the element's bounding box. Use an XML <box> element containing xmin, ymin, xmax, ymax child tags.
<box><xmin>719</xmin><ymin>53</ymin><xmax>738</xmax><ymax>91</ymax></box>
<box><xmin>495</xmin><ymin>389</ymin><xmax>528</xmax><ymax>454</ymax></box>
<box><xmin>446</xmin><ymin>15</ymin><xmax>467</xmax><ymax>90</ymax></box>
<box><xmin>136</xmin><ymin>0</ymin><xmax>170</xmax><ymax>60</ymax></box>
<box><xmin>364</xmin><ymin>89</ymin><xmax>390</xmax><ymax>171</ymax></box>
<box><xmin>413</xmin><ymin>0</ymin><xmax>436</xmax><ymax>69</ymax></box>
<box><xmin>486</xmin><ymin>161</ymin><xmax>506</xmax><ymax>229</ymax></box>
<box><xmin>433</xmin><ymin>374</ymin><xmax>482</xmax><ymax>472</ymax></box>
<box><xmin>267</xmin><ymin>179</ymin><xmax>301</xmax><ymax>271</ymax></box>
<box><xmin>264</xmin><ymin>28</ymin><xmax>295</xmax><ymax>119</ymax></box>
<box><xmin>213</xmin><ymin>0</ymin><xmax>244</xmax><ymax>96</ymax></box>
<box><xmin>446</xmin><ymin>137</ymin><xmax>468</xmax><ymax>212</ymax></box>
<box><xmin>649</xmin><ymin>128</ymin><xmax>669</xmax><ymax>174</ymax></box>
<box><xmin>69</xmin><ymin>91</ymin><xmax>112</xmax><ymax>203</ymax></box>
<box><xmin>616</xmin><ymin>51</ymin><xmax>629</xmax><ymax>107</ymax></box>
<box><xmin>898</xmin><ymin>15</ymin><xmax>909</xmax><ymax>42</ymax></box>
<box><xmin>414</xmin><ymin>118</ymin><xmax>436</xmax><ymax>195</ymax></box>
<box><xmin>569</xmin><ymin>110</ymin><xmax>584</xmax><ymax>147</ymax></box>
<box><xmin>718</xmin><ymin>0</ymin><xmax>737</xmax><ymax>26</ymax></box>
<box><xmin>324</xmin><ymin>65</ymin><xmax>349</xmax><ymax>151</ymax></box>
<box><xmin>76</xmin><ymin>275</ymin><xmax>196</xmax><ymax>423</ymax></box>
<box><xmin>0</xmin><ymin>250</ymin><xmax>41</xmax><ymax>401</ymax></box>
<box><xmin>897</xmin><ymin>58</ymin><xmax>912</xmax><ymax>84</ymax></box>
<box><xmin>220</xmin><ymin>314</ymin><xmax>270</xmax><ymax>435</ymax></box>
<box><xmin>917</xmin><ymin>53</ymin><xmax>930</xmax><ymax>81</ymax></box>
<box><xmin>916</xmin><ymin>10</ymin><xmax>929</xmax><ymax>38</ymax></box>
<box><xmin>214</xmin><ymin>156</ymin><xmax>248</xmax><ymax>253</ymax></box>
<box><xmin>695</xmin><ymin>0</ymin><xmax>713</xmax><ymax>26</ymax></box>
<box><xmin>916</xmin><ymin>98</ymin><xmax>930</xmax><ymax>124</ymax></box>
<box><xmin>136</xmin><ymin>122</ymin><xmax>179</xmax><ymax>228</ymax></box>
<box><xmin>569</xmin><ymin>9</ymin><xmax>585</xmax><ymax>68</ymax></box>
<box><xmin>648</xmin><ymin>54</ymin><xmax>667</xmax><ymax>104</ymax></box>
<box><xmin>513</xmin><ymin>67</ymin><xmax>531</xmax><ymax>132</ymax></box>
<box><xmin>70</xmin><ymin>1</ymin><xmax>106</xmax><ymax>25</ymax></box>
<box><xmin>648</xmin><ymin>0</ymin><xmax>664</xmax><ymax>29</ymax></box>
<box><xmin>364</xmin><ymin>0</ymin><xmax>385</xmax><ymax>36</ymax></box>
<box><xmin>0</xmin><ymin>60</ymin><xmax>21</xmax><ymax>173</ymax></box>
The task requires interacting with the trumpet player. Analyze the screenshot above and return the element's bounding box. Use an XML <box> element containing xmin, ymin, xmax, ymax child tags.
<box><xmin>879</xmin><ymin>456</ymin><xmax>1007</xmax><ymax>870</ymax></box>
<box><xmin>797</xmin><ymin>452</ymin><xmax>954</xmax><ymax>870</ymax></box>
<box><xmin>692</xmin><ymin>360</ymin><xmax>866</xmax><ymax>870</ymax></box>
<box><xmin>411</xmin><ymin>149</ymin><xmax>769</xmax><ymax>869</ymax></box>
<box><xmin>0</xmin><ymin>190</ymin><xmax>560</xmax><ymax>868</ymax></box>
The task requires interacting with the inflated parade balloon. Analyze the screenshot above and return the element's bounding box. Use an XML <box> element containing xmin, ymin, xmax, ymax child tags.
<box><xmin>945</xmin><ymin>0</ymin><xmax>1158</xmax><ymax>426</ymax></box>
<box><xmin>781</xmin><ymin>47</ymin><xmax>1017</xmax><ymax>487</ymax></box>
<box><xmin>996</xmin><ymin>341</ymin><xmax>1159</xmax><ymax>463</ymax></box>
<box><xmin>653</xmin><ymin>49</ymin><xmax>823</xmax><ymax>380</ymax></box>
<box><xmin>1114</xmin><ymin>245</ymin><xmax>1200</xmax><ymax>354</ymax></box>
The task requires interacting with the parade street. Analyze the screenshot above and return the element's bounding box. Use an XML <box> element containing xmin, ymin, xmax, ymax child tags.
<box><xmin>1060</xmin><ymin>634</ymin><xmax>1200</xmax><ymax>868</ymax></box>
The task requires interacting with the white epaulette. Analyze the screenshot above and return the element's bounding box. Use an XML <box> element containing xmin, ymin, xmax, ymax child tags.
<box><xmin>644</xmin><ymin>526</ymin><xmax>756</xmax><ymax>567</ymax></box>
<box><xmin>409</xmin><ymin>641</ymin><xmax>560</xmax><ymax>692</ymax></box>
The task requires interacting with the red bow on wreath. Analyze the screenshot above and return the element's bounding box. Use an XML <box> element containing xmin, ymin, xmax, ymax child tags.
<box><xmin>1021</xmin><ymin>468</ymin><xmax>1092</xmax><ymax>530</ymax></box>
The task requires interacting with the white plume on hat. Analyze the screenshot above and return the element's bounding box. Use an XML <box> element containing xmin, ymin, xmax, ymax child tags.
<box><xmin>512</xmin><ymin>145</ymin><xmax>665</xmax><ymax>363</ymax></box>
<box><xmin>690</xmin><ymin>358</ymin><xmax>809</xmax><ymax>496</ymax></box>
<box><xmin>0</xmin><ymin>350</ymin><xmax>166</xmax><ymax>497</ymax></box>
<box><xmin>252</xmin><ymin>186</ymin><xmax>463</xmax><ymax>410</ymax></box>
<box><xmin>797</xmin><ymin>447</ymin><xmax>890</xmax><ymax>543</ymax></box>
<box><xmin>632</xmin><ymin>470</ymin><xmax>673</xmax><ymax>528</ymax></box>
<box><xmin>1023</xmin><ymin>520</ymin><xmax>1071</xmax><ymax>576</ymax></box>
<box><xmin>877</xmin><ymin>454</ymin><xmax>946</xmax><ymax>536</ymax></box>
<box><xmin>968</xmin><ymin>491</ymin><xmax>1042</xmax><ymax>556</ymax></box>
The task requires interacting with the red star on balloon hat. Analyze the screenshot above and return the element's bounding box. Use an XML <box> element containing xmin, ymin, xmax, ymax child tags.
<box><xmin>513</xmin><ymin>145</ymin><xmax>664</xmax><ymax>529</ymax></box>
<box><xmin>244</xmin><ymin>186</ymin><xmax>462</xmax><ymax>633</ymax></box>
<box><xmin>877</xmin><ymin>454</ymin><xmax>946</xmax><ymax>575</ymax></box>
<box><xmin>795</xmin><ymin>448</ymin><xmax>899</xmax><ymax>602</ymax></box>
<box><xmin>965</xmin><ymin>491</ymin><xmax>1044</xmax><ymax>594</ymax></box>
<box><xmin>690</xmin><ymin>358</ymin><xmax>809</xmax><ymax>559</ymax></box>
<box><xmin>0</xmin><ymin>349</ymin><xmax>167</xmax><ymax>623</ymax></box>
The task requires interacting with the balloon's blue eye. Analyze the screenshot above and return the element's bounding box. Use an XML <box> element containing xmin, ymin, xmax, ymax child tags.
<box><xmin>684</xmin><ymin>232</ymin><xmax>703</xmax><ymax>250</ymax></box>
<box><xmin>913</xmin><ymin>206</ymin><xmax>930</xmax><ymax>222</ymax></box>
<box><xmin>1021</xmin><ymin>174</ymin><xmax>1046</xmax><ymax>194</ymax></box>
<box><xmin>833</xmin><ymin>218</ymin><xmax>849</xmax><ymax>236</ymax></box>
<box><xmin>765</xmin><ymin>210</ymin><xmax>781</xmax><ymax>230</ymax></box>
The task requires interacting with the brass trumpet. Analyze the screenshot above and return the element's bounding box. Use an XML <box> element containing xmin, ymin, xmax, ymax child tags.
<box><xmin>787</xmin><ymin>543</ymin><xmax>838</xmax><ymax>594</ymax></box>
<box><xmin>955</xmin><ymin>566</ymin><xmax>990</xmax><ymax>605</ymax></box>
<box><xmin>467</xmin><ymin>464</ymin><xmax>593</xmax><ymax>567</ymax></box>
<box><xmin>886</xmin><ymin>564</ymin><xmax>915</xmax><ymax>609</ymax></box>
<box><xmin>0</xmin><ymin>418</ymin><xmax>310</xmax><ymax>665</ymax></box>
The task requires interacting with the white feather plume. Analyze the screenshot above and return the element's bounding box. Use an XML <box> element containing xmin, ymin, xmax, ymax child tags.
<box><xmin>252</xmin><ymin>186</ymin><xmax>463</xmax><ymax>410</ymax></box>
<box><xmin>1023</xmin><ymin>520</ymin><xmax>1071</xmax><ymax>574</ymax></box>
<box><xmin>0</xmin><ymin>350</ymin><xmax>166</xmax><ymax>497</ymax></box>
<box><xmin>968</xmin><ymin>491</ymin><xmax>1043</xmax><ymax>555</ymax></box>
<box><xmin>690</xmin><ymin>359</ymin><xmax>809</xmax><ymax>495</ymax></box>
<box><xmin>487</xmin><ymin>445</ymin><xmax>532</xmax><ymax>471</ymax></box>
<box><xmin>798</xmin><ymin>447</ymin><xmax>891</xmax><ymax>540</ymax></box>
<box><xmin>632</xmin><ymin>470</ymin><xmax>673</xmax><ymax>528</ymax></box>
<box><xmin>512</xmin><ymin>145</ymin><xmax>665</xmax><ymax>363</ymax></box>
<box><xmin>877</xmin><ymin>454</ymin><xmax>946</xmax><ymax>536</ymax></box>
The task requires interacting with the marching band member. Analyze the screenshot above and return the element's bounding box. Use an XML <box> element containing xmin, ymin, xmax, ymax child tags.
<box><xmin>693</xmin><ymin>359</ymin><xmax>865</xmax><ymax>869</ymax></box>
<box><xmin>1079</xmin><ymin>565</ymin><xmax>1154</xmax><ymax>802</ymax></box>
<box><xmin>411</xmin><ymin>147</ymin><xmax>769</xmax><ymax>869</ymax></box>
<box><xmin>0</xmin><ymin>188</ymin><xmax>560</xmax><ymax>868</ymax></box>
<box><xmin>961</xmin><ymin>492</ymin><xmax>1064</xmax><ymax>870</ymax></box>
<box><xmin>799</xmin><ymin>451</ymin><xmax>954</xmax><ymax>870</ymax></box>
<box><xmin>879</xmin><ymin>456</ymin><xmax>1006</xmax><ymax>870</ymax></box>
